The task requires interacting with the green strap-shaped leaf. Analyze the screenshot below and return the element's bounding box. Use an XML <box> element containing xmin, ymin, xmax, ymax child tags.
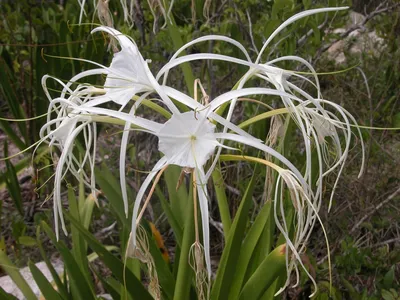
<box><xmin>239</xmin><ymin>244</ymin><xmax>286</xmax><ymax>300</ymax></box>
<box><xmin>92</xmin><ymin>268</ymin><xmax>121</xmax><ymax>300</ymax></box>
<box><xmin>173</xmin><ymin>182</ymin><xmax>195</xmax><ymax>300</ymax></box>
<box><xmin>212</xmin><ymin>167</ymin><xmax>232</xmax><ymax>238</ymax></box>
<box><xmin>164</xmin><ymin>165</ymin><xmax>188</xmax><ymax>226</ymax></box>
<box><xmin>141</xmin><ymin>221</ymin><xmax>176</xmax><ymax>300</ymax></box>
<box><xmin>155</xmin><ymin>185</ymin><xmax>183</xmax><ymax>246</ymax></box>
<box><xmin>41</xmin><ymin>222</ymin><xmax>97</xmax><ymax>300</ymax></box>
<box><xmin>67</xmin><ymin>186</ymin><xmax>90</xmax><ymax>282</ymax></box>
<box><xmin>28</xmin><ymin>261</ymin><xmax>64</xmax><ymax>300</ymax></box>
<box><xmin>36</xmin><ymin>227</ymin><xmax>69</xmax><ymax>299</ymax></box>
<box><xmin>0</xmin><ymin>250</ymin><xmax>36</xmax><ymax>300</ymax></box>
<box><xmin>211</xmin><ymin>167</ymin><xmax>258</xmax><ymax>300</ymax></box>
<box><xmin>63</xmin><ymin>212</ymin><xmax>153</xmax><ymax>300</ymax></box>
<box><xmin>0</xmin><ymin>286</ymin><xmax>18</xmax><ymax>300</ymax></box>
<box><xmin>95</xmin><ymin>166</ymin><xmax>128</xmax><ymax>226</ymax></box>
<box><xmin>4</xmin><ymin>141</ymin><xmax>23</xmax><ymax>216</ymax></box>
<box><xmin>228</xmin><ymin>201</ymin><xmax>272</xmax><ymax>299</ymax></box>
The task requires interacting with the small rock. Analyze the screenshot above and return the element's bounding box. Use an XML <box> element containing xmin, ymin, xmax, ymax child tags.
<box><xmin>0</xmin><ymin>260</ymin><xmax>63</xmax><ymax>299</ymax></box>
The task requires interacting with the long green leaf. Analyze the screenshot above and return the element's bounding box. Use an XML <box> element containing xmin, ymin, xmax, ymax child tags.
<box><xmin>142</xmin><ymin>221</ymin><xmax>176</xmax><ymax>300</ymax></box>
<box><xmin>95</xmin><ymin>166</ymin><xmax>128</xmax><ymax>226</ymax></box>
<box><xmin>0</xmin><ymin>56</ymin><xmax>27</xmax><ymax>140</ymax></box>
<box><xmin>63</xmin><ymin>212</ymin><xmax>153</xmax><ymax>300</ymax></box>
<box><xmin>228</xmin><ymin>201</ymin><xmax>272</xmax><ymax>299</ymax></box>
<box><xmin>212</xmin><ymin>167</ymin><xmax>231</xmax><ymax>238</ymax></box>
<box><xmin>41</xmin><ymin>222</ymin><xmax>97</xmax><ymax>300</ymax></box>
<box><xmin>0</xmin><ymin>121</ymin><xmax>26</xmax><ymax>150</ymax></box>
<box><xmin>36</xmin><ymin>227</ymin><xmax>69</xmax><ymax>299</ymax></box>
<box><xmin>155</xmin><ymin>185</ymin><xmax>183</xmax><ymax>246</ymax></box>
<box><xmin>0</xmin><ymin>286</ymin><xmax>18</xmax><ymax>300</ymax></box>
<box><xmin>210</xmin><ymin>168</ymin><xmax>258</xmax><ymax>300</ymax></box>
<box><xmin>173</xmin><ymin>180</ymin><xmax>194</xmax><ymax>300</ymax></box>
<box><xmin>166</xmin><ymin>18</ymin><xmax>195</xmax><ymax>98</ymax></box>
<box><xmin>67</xmin><ymin>186</ymin><xmax>90</xmax><ymax>280</ymax></box>
<box><xmin>0</xmin><ymin>250</ymin><xmax>36</xmax><ymax>300</ymax></box>
<box><xmin>239</xmin><ymin>244</ymin><xmax>286</xmax><ymax>300</ymax></box>
<box><xmin>28</xmin><ymin>261</ymin><xmax>64</xmax><ymax>300</ymax></box>
<box><xmin>4</xmin><ymin>141</ymin><xmax>23</xmax><ymax>216</ymax></box>
<box><xmin>92</xmin><ymin>268</ymin><xmax>121</xmax><ymax>300</ymax></box>
<box><xmin>164</xmin><ymin>165</ymin><xmax>188</xmax><ymax>226</ymax></box>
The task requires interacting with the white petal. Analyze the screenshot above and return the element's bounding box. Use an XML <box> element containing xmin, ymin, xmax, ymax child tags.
<box><xmin>195</xmin><ymin>167</ymin><xmax>212</xmax><ymax>278</ymax></box>
<box><xmin>157</xmin><ymin>111</ymin><xmax>218</xmax><ymax>168</ymax></box>
<box><xmin>214</xmin><ymin>132</ymin><xmax>307</xmax><ymax>189</ymax></box>
<box><xmin>157</xmin><ymin>35</ymin><xmax>251</xmax><ymax>83</ymax></box>
<box><xmin>162</xmin><ymin>86</ymin><xmax>255</xmax><ymax>139</ymax></box>
<box><xmin>54</xmin><ymin>121</ymin><xmax>89</xmax><ymax>239</ymax></box>
<box><xmin>91</xmin><ymin>27</ymin><xmax>154</xmax><ymax>106</ymax></box>
<box><xmin>209</xmin><ymin>87</ymin><xmax>302</xmax><ymax>112</ymax></box>
<box><xmin>69</xmin><ymin>105</ymin><xmax>163</xmax><ymax>133</ymax></box>
<box><xmin>130</xmin><ymin>157</ymin><xmax>168</xmax><ymax>248</ymax></box>
<box><xmin>256</xmin><ymin>7</ymin><xmax>349</xmax><ymax>63</ymax></box>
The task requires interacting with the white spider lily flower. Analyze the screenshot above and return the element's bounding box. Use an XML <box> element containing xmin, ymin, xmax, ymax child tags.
<box><xmin>158</xmin><ymin>111</ymin><xmax>220</xmax><ymax>168</ymax></box>
<box><xmin>40</xmin><ymin>77</ymin><xmax>104</xmax><ymax>239</ymax></box>
<box><xmin>90</xmin><ymin>27</ymin><xmax>155</xmax><ymax>107</ymax></box>
<box><xmin>161</xmin><ymin>82</ymin><xmax>363</xmax><ymax>294</ymax></box>
<box><xmin>41</xmin><ymin>6</ymin><xmax>364</xmax><ymax>295</ymax></box>
<box><xmin>126</xmin><ymin>87</ymin><xmax>313</xmax><ymax>279</ymax></box>
<box><xmin>86</xmin><ymin>26</ymin><xmax>182</xmax><ymax>216</ymax></box>
<box><xmin>46</xmin><ymin>25</ymin><xmax>182</xmax><ymax>216</ymax></box>
<box><xmin>40</xmin><ymin>73</ymin><xmax>164</xmax><ymax>240</ymax></box>
<box><xmin>51</xmin><ymin>26</ymin><xmax>166</xmax><ymax>110</ymax></box>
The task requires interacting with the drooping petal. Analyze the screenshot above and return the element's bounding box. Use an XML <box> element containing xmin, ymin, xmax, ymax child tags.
<box><xmin>69</xmin><ymin>105</ymin><xmax>163</xmax><ymax>133</ymax></box>
<box><xmin>130</xmin><ymin>157</ymin><xmax>168</xmax><ymax>248</ymax></box>
<box><xmin>214</xmin><ymin>132</ymin><xmax>307</xmax><ymax>190</ymax></box>
<box><xmin>53</xmin><ymin>121</ymin><xmax>89</xmax><ymax>239</ymax></box>
<box><xmin>256</xmin><ymin>7</ymin><xmax>349</xmax><ymax>64</ymax></box>
<box><xmin>156</xmin><ymin>35</ymin><xmax>252</xmax><ymax>84</ymax></box>
<box><xmin>119</xmin><ymin>92</ymin><xmax>153</xmax><ymax>216</ymax></box>
<box><xmin>195</xmin><ymin>166</ymin><xmax>212</xmax><ymax>278</ymax></box>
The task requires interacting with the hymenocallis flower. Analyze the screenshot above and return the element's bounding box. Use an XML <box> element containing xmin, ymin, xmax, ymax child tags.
<box><xmin>45</xmin><ymin>25</ymin><xmax>312</xmax><ymax>281</ymax></box>
<box><xmin>40</xmin><ymin>6</ymin><xmax>365</xmax><ymax>297</ymax></box>
<box><xmin>39</xmin><ymin>70</ymin><xmax>165</xmax><ymax>239</ymax></box>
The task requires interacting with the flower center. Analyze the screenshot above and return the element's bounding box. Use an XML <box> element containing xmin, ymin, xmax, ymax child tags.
<box><xmin>157</xmin><ymin>111</ymin><xmax>219</xmax><ymax>168</ymax></box>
